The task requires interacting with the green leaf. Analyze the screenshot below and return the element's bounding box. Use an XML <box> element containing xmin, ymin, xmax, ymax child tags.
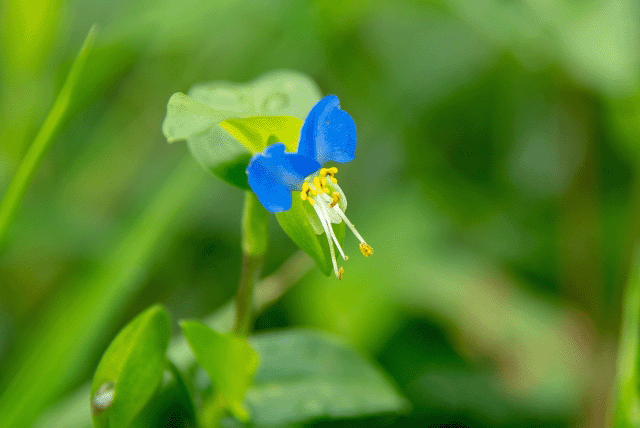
<box><xmin>276</xmin><ymin>195</ymin><xmax>345</xmax><ymax>277</ymax></box>
<box><xmin>91</xmin><ymin>305</ymin><xmax>171</xmax><ymax>428</ymax></box>
<box><xmin>162</xmin><ymin>70</ymin><xmax>321</xmax><ymax>189</ymax></box>
<box><xmin>225</xmin><ymin>329</ymin><xmax>408</xmax><ymax>426</ymax></box>
<box><xmin>180</xmin><ymin>321</ymin><xmax>259</xmax><ymax>421</ymax></box>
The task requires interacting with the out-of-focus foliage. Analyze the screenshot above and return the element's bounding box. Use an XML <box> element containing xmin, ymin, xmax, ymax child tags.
<box><xmin>1</xmin><ymin>0</ymin><xmax>639</xmax><ymax>427</ymax></box>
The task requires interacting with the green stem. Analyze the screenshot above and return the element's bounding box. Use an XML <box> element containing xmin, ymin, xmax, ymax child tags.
<box><xmin>0</xmin><ymin>25</ymin><xmax>98</xmax><ymax>247</ymax></box>
<box><xmin>233</xmin><ymin>191</ymin><xmax>268</xmax><ymax>336</ymax></box>
<box><xmin>612</xmin><ymin>247</ymin><xmax>640</xmax><ymax>427</ymax></box>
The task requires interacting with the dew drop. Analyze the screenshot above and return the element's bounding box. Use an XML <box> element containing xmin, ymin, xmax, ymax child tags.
<box><xmin>261</xmin><ymin>92</ymin><xmax>289</xmax><ymax>114</ymax></box>
<box><xmin>92</xmin><ymin>381</ymin><xmax>115</xmax><ymax>415</ymax></box>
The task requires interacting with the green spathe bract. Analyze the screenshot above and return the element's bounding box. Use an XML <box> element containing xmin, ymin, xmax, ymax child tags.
<box><xmin>277</xmin><ymin>193</ymin><xmax>345</xmax><ymax>276</ymax></box>
<box><xmin>162</xmin><ymin>70</ymin><xmax>321</xmax><ymax>189</ymax></box>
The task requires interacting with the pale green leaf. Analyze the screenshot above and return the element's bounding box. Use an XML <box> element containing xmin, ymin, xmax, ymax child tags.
<box><xmin>162</xmin><ymin>92</ymin><xmax>241</xmax><ymax>143</ymax></box>
<box><xmin>180</xmin><ymin>321</ymin><xmax>259</xmax><ymax>421</ymax></box>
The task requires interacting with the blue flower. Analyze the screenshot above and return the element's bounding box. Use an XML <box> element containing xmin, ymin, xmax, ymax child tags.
<box><xmin>246</xmin><ymin>95</ymin><xmax>372</xmax><ymax>279</ymax></box>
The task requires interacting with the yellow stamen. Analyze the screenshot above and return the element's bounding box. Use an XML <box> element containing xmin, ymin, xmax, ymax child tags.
<box><xmin>300</xmin><ymin>182</ymin><xmax>315</xmax><ymax>205</ymax></box>
<box><xmin>330</xmin><ymin>192</ymin><xmax>341</xmax><ymax>208</ymax></box>
<box><xmin>338</xmin><ymin>267</ymin><xmax>344</xmax><ymax>280</ymax></box>
<box><xmin>359</xmin><ymin>242</ymin><xmax>373</xmax><ymax>257</ymax></box>
<box><xmin>319</xmin><ymin>167</ymin><xmax>339</xmax><ymax>186</ymax></box>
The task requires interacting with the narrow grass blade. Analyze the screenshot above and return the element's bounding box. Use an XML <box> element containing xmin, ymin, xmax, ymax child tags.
<box><xmin>0</xmin><ymin>25</ymin><xmax>97</xmax><ymax>246</ymax></box>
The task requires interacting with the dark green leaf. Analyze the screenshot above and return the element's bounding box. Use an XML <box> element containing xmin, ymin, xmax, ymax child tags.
<box><xmin>228</xmin><ymin>329</ymin><xmax>409</xmax><ymax>426</ymax></box>
<box><xmin>91</xmin><ymin>305</ymin><xmax>171</xmax><ymax>428</ymax></box>
<box><xmin>128</xmin><ymin>362</ymin><xmax>197</xmax><ymax>428</ymax></box>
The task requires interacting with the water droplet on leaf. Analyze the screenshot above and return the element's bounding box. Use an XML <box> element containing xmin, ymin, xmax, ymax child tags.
<box><xmin>92</xmin><ymin>381</ymin><xmax>115</xmax><ymax>415</ymax></box>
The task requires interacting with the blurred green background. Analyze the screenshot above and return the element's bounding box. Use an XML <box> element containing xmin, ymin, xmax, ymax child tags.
<box><xmin>2</xmin><ymin>0</ymin><xmax>640</xmax><ymax>427</ymax></box>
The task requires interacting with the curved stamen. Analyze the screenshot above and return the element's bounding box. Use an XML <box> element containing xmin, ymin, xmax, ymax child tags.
<box><xmin>317</xmin><ymin>197</ymin><xmax>348</xmax><ymax>261</ymax></box>
<box><xmin>320</xmin><ymin>192</ymin><xmax>372</xmax><ymax>257</ymax></box>
<box><xmin>311</xmin><ymin>198</ymin><xmax>342</xmax><ymax>278</ymax></box>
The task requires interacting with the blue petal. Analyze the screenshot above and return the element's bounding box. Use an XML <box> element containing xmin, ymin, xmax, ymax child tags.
<box><xmin>247</xmin><ymin>143</ymin><xmax>321</xmax><ymax>212</ymax></box>
<box><xmin>297</xmin><ymin>95</ymin><xmax>357</xmax><ymax>165</ymax></box>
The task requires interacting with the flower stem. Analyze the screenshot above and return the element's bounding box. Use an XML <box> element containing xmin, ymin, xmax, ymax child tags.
<box><xmin>233</xmin><ymin>191</ymin><xmax>268</xmax><ymax>336</ymax></box>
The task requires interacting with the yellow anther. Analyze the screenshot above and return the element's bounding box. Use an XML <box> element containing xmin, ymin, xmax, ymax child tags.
<box><xmin>326</xmin><ymin>167</ymin><xmax>339</xmax><ymax>184</ymax></box>
<box><xmin>359</xmin><ymin>242</ymin><xmax>373</xmax><ymax>257</ymax></box>
<box><xmin>319</xmin><ymin>167</ymin><xmax>339</xmax><ymax>186</ymax></box>
<box><xmin>330</xmin><ymin>192</ymin><xmax>341</xmax><ymax>208</ymax></box>
<box><xmin>300</xmin><ymin>182</ymin><xmax>315</xmax><ymax>205</ymax></box>
<box><xmin>338</xmin><ymin>267</ymin><xmax>344</xmax><ymax>280</ymax></box>
<box><xmin>315</xmin><ymin>177</ymin><xmax>329</xmax><ymax>194</ymax></box>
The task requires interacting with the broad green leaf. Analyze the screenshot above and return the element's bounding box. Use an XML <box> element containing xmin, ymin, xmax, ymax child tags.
<box><xmin>276</xmin><ymin>194</ymin><xmax>345</xmax><ymax>277</ymax></box>
<box><xmin>224</xmin><ymin>329</ymin><xmax>408</xmax><ymax>426</ymax></box>
<box><xmin>91</xmin><ymin>305</ymin><xmax>171</xmax><ymax>428</ymax></box>
<box><xmin>162</xmin><ymin>70</ymin><xmax>321</xmax><ymax>189</ymax></box>
<box><xmin>180</xmin><ymin>321</ymin><xmax>259</xmax><ymax>421</ymax></box>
